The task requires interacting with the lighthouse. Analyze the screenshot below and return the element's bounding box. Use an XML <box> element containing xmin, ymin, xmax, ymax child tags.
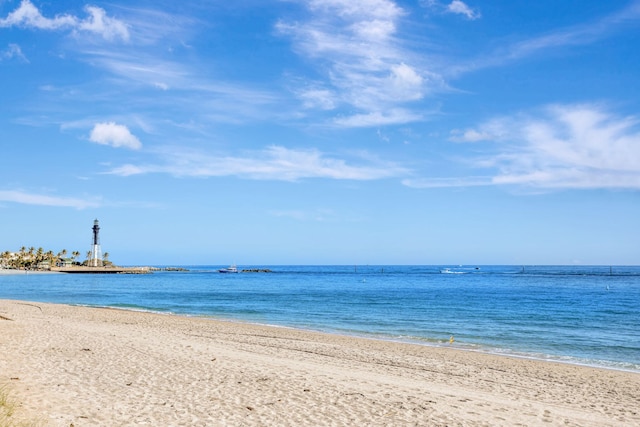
<box><xmin>90</xmin><ymin>219</ymin><xmax>103</xmax><ymax>267</ymax></box>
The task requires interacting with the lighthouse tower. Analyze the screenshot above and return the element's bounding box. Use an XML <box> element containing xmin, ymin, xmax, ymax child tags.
<box><xmin>90</xmin><ymin>219</ymin><xmax>103</xmax><ymax>267</ymax></box>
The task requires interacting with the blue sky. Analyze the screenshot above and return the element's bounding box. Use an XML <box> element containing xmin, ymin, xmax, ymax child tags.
<box><xmin>1</xmin><ymin>0</ymin><xmax>639</xmax><ymax>265</ymax></box>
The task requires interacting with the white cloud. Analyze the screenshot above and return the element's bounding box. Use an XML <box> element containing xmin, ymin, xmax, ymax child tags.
<box><xmin>106</xmin><ymin>164</ymin><xmax>145</xmax><ymax>177</ymax></box>
<box><xmin>76</xmin><ymin>6</ymin><xmax>129</xmax><ymax>42</ymax></box>
<box><xmin>421</xmin><ymin>0</ymin><xmax>480</xmax><ymax>21</ymax></box>
<box><xmin>0</xmin><ymin>0</ymin><xmax>129</xmax><ymax>41</ymax></box>
<box><xmin>89</xmin><ymin>122</ymin><xmax>142</xmax><ymax>150</ymax></box>
<box><xmin>0</xmin><ymin>43</ymin><xmax>28</xmax><ymax>62</ymax></box>
<box><xmin>446</xmin><ymin>1</ymin><xmax>480</xmax><ymax>20</ymax></box>
<box><xmin>277</xmin><ymin>0</ymin><xmax>438</xmax><ymax>127</ymax></box>
<box><xmin>389</xmin><ymin>63</ymin><xmax>424</xmax><ymax>101</ymax></box>
<box><xmin>0</xmin><ymin>190</ymin><xmax>100</xmax><ymax>209</ymax></box>
<box><xmin>296</xmin><ymin>85</ymin><xmax>337</xmax><ymax>110</ymax></box>
<box><xmin>449</xmin><ymin>129</ymin><xmax>491</xmax><ymax>142</ymax></box>
<box><xmin>449</xmin><ymin>119</ymin><xmax>510</xmax><ymax>142</ymax></box>
<box><xmin>351</xmin><ymin>18</ymin><xmax>396</xmax><ymax>40</ymax></box>
<box><xmin>306</xmin><ymin>0</ymin><xmax>404</xmax><ymax>20</ymax></box>
<box><xmin>492</xmin><ymin>105</ymin><xmax>640</xmax><ymax>188</ymax></box>
<box><xmin>333</xmin><ymin>109</ymin><xmax>423</xmax><ymax>127</ymax></box>
<box><xmin>416</xmin><ymin>104</ymin><xmax>640</xmax><ymax>190</ymax></box>
<box><xmin>0</xmin><ymin>0</ymin><xmax>76</xmax><ymax>29</ymax></box>
<box><xmin>153</xmin><ymin>82</ymin><xmax>170</xmax><ymax>91</ymax></box>
<box><xmin>106</xmin><ymin>145</ymin><xmax>409</xmax><ymax>181</ymax></box>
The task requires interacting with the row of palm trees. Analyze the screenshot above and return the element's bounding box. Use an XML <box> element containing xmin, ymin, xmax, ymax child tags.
<box><xmin>0</xmin><ymin>246</ymin><xmax>110</xmax><ymax>270</ymax></box>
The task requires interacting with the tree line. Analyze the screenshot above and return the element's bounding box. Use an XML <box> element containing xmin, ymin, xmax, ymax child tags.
<box><xmin>0</xmin><ymin>247</ymin><xmax>111</xmax><ymax>270</ymax></box>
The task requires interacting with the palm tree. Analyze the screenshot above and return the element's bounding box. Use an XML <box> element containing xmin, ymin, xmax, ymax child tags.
<box><xmin>25</xmin><ymin>247</ymin><xmax>35</xmax><ymax>269</ymax></box>
<box><xmin>31</xmin><ymin>247</ymin><xmax>43</xmax><ymax>269</ymax></box>
<box><xmin>15</xmin><ymin>247</ymin><xmax>24</xmax><ymax>268</ymax></box>
<box><xmin>16</xmin><ymin>246</ymin><xmax>26</xmax><ymax>269</ymax></box>
<box><xmin>45</xmin><ymin>250</ymin><xmax>55</xmax><ymax>270</ymax></box>
<box><xmin>21</xmin><ymin>247</ymin><xmax>35</xmax><ymax>269</ymax></box>
<box><xmin>1</xmin><ymin>250</ymin><xmax>11</xmax><ymax>268</ymax></box>
<box><xmin>103</xmin><ymin>252</ymin><xmax>112</xmax><ymax>267</ymax></box>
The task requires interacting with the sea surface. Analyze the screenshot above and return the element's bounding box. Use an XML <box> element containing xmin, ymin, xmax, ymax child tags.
<box><xmin>2</xmin><ymin>265</ymin><xmax>639</xmax><ymax>372</ymax></box>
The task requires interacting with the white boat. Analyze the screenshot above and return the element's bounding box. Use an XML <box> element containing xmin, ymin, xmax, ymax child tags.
<box><xmin>218</xmin><ymin>265</ymin><xmax>238</xmax><ymax>274</ymax></box>
<box><xmin>440</xmin><ymin>268</ymin><xmax>464</xmax><ymax>274</ymax></box>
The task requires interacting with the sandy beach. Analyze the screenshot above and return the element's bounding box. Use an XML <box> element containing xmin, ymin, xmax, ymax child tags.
<box><xmin>1</xmin><ymin>300</ymin><xmax>638</xmax><ymax>426</ymax></box>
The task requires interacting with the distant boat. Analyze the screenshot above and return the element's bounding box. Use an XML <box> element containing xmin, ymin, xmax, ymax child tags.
<box><xmin>218</xmin><ymin>265</ymin><xmax>238</xmax><ymax>274</ymax></box>
<box><xmin>440</xmin><ymin>268</ymin><xmax>464</xmax><ymax>274</ymax></box>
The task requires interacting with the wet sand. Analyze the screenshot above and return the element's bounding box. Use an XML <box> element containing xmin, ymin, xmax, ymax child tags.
<box><xmin>1</xmin><ymin>299</ymin><xmax>638</xmax><ymax>426</ymax></box>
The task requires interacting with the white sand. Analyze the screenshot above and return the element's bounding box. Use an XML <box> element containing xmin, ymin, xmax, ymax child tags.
<box><xmin>1</xmin><ymin>300</ymin><xmax>638</xmax><ymax>426</ymax></box>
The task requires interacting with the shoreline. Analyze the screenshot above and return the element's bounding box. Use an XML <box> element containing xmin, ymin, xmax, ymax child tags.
<box><xmin>1</xmin><ymin>299</ymin><xmax>638</xmax><ymax>426</ymax></box>
<box><xmin>0</xmin><ymin>268</ymin><xmax>60</xmax><ymax>275</ymax></box>
<box><xmin>0</xmin><ymin>267</ymin><xmax>150</xmax><ymax>275</ymax></box>
<box><xmin>4</xmin><ymin>294</ymin><xmax>639</xmax><ymax>374</ymax></box>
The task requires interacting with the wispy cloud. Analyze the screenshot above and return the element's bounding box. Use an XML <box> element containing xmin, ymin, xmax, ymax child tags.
<box><xmin>403</xmin><ymin>176</ymin><xmax>492</xmax><ymax>189</ymax></box>
<box><xmin>446</xmin><ymin>1</ymin><xmax>481</xmax><ymax>20</ymax></box>
<box><xmin>508</xmin><ymin>3</ymin><xmax>640</xmax><ymax>60</ymax></box>
<box><xmin>105</xmin><ymin>145</ymin><xmax>409</xmax><ymax>181</ymax></box>
<box><xmin>72</xmin><ymin>44</ymin><xmax>283</xmax><ymax>124</ymax></box>
<box><xmin>0</xmin><ymin>0</ymin><xmax>129</xmax><ymax>41</ymax></box>
<box><xmin>113</xmin><ymin>5</ymin><xmax>199</xmax><ymax>46</ymax></box>
<box><xmin>0</xmin><ymin>190</ymin><xmax>101</xmax><ymax>209</ymax></box>
<box><xmin>332</xmin><ymin>108</ymin><xmax>423</xmax><ymax>127</ymax></box>
<box><xmin>408</xmin><ymin>104</ymin><xmax>640</xmax><ymax>190</ymax></box>
<box><xmin>268</xmin><ymin>208</ymin><xmax>339</xmax><ymax>222</ymax></box>
<box><xmin>453</xmin><ymin>1</ymin><xmax>640</xmax><ymax>74</ymax></box>
<box><xmin>421</xmin><ymin>0</ymin><xmax>481</xmax><ymax>20</ymax></box>
<box><xmin>89</xmin><ymin>122</ymin><xmax>142</xmax><ymax>150</ymax></box>
<box><xmin>0</xmin><ymin>43</ymin><xmax>28</xmax><ymax>61</ymax></box>
<box><xmin>277</xmin><ymin>0</ymin><xmax>440</xmax><ymax>127</ymax></box>
<box><xmin>80</xmin><ymin>49</ymin><xmax>189</xmax><ymax>89</ymax></box>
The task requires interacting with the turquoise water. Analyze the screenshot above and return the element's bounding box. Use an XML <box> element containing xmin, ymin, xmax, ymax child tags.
<box><xmin>2</xmin><ymin>265</ymin><xmax>639</xmax><ymax>372</ymax></box>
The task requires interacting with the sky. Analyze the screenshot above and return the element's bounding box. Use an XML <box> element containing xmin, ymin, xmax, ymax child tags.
<box><xmin>1</xmin><ymin>0</ymin><xmax>639</xmax><ymax>266</ymax></box>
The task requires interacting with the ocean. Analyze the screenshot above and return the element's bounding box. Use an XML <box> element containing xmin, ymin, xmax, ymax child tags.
<box><xmin>2</xmin><ymin>265</ymin><xmax>639</xmax><ymax>372</ymax></box>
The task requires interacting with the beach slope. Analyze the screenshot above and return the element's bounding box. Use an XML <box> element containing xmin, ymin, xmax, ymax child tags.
<box><xmin>1</xmin><ymin>300</ymin><xmax>638</xmax><ymax>426</ymax></box>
